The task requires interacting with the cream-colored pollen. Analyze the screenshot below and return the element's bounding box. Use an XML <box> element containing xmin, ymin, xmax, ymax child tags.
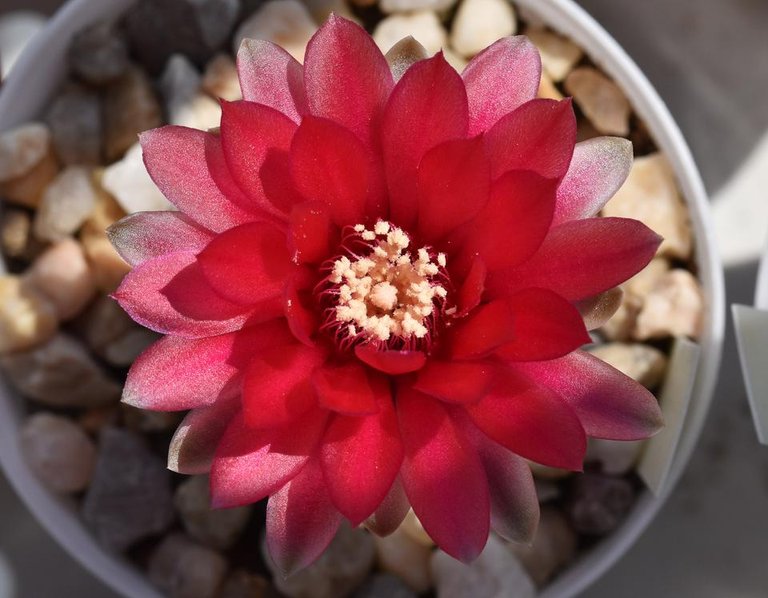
<box><xmin>330</xmin><ymin>221</ymin><xmax>447</xmax><ymax>342</ymax></box>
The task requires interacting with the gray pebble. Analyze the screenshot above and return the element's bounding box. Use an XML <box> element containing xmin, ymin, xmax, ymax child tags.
<box><xmin>566</xmin><ymin>472</ymin><xmax>635</xmax><ymax>535</ymax></box>
<box><xmin>353</xmin><ymin>574</ymin><xmax>417</xmax><ymax>598</ymax></box>
<box><xmin>68</xmin><ymin>22</ymin><xmax>130</xmax><ymax>85</ymax></box>
<box><xmin>45</xmin><ymin>85</ymin><xmax>102</xmax><ymax>165</ymax></box>
<box><xmin>148</xmin><ymin>533</ymin><xmax>228</xmax><ymax>598</ymax></box>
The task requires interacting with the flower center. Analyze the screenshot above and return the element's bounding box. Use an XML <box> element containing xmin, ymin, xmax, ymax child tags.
<box><xmin>318</xmin><ymin>221</ymin><xmax>449</xmax><ymax>352</ymax></box>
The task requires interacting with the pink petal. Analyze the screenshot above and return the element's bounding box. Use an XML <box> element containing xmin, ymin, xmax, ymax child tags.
<box><xmin>303</xmin><ymin>15</ymin><xmax>394</xmax><ymax>149</ymax></box>
<box><xmin>365</xmin><ymin>476</ymin><xmax>410</xmax><ymax>537</ymax></box>
<box><xmin>413</xmin><ymin>361</ymin><xmax>493</xmax><ymax>404</ymax></box>
<box><xmin>288</xmin><ymin>202</ymin><xmax>333</xmax><ymax>265</ymax></box>
<box><xmin>514</xmin><ymin>350</ymin><xmax>664</xmax><ymax>440</ymax></box>
<box><xmin>320</xmin><ymin>387</ymin><xmax>403</xmax><ymax>524</ymax></box>
<box><xmin>260</xmin><ymin>149</ymin><xmax>307</xmax><ymax>214</ymax></box>
<box><xmin>465</xmin><ymin>368</ymin><xmax>587</xmax><ymax>470</ymax></box>
<box><xmin>284</xmin><ymin>269</ymin><xmax>320</xmax><ymax>346</ymax></box>
<box><xmin>456</xmin><ymin>256</ymin><xmax>486</xmax><ymax>317</ymax></box>
<box><xmin>462</xmin><ymin>37</ymin><xmax>541</xmax><ymax>135</ymax></box>
<box><xmin>490</xmin><ymin>217</ymin><xmax>662</xmax><ymax>301</ymax></box>
<box><xmin>460</xmin><ymin>170</ymin><xmax>558</xmax><ymax>272</ymax></box>
<box><xmin>242</xmin><ymin>343</ymin><xmax>326</xmax><ymax>430</ymax></box>
<box><xmin>266</xmin><ymin>458</ymin><xmax>342</xmax><ymax>576</ymax></box>
<box><xmin>553</xmin><ymin>137</ymin><xmax>633</xmax><ymax>225</ymax></box>
<box><xmin>484</xmin><ymin>98</ymin><xmax>576</xmax><ymax>179</ymax></box>
<box><xmin>495</xmin><ymin>288</ymin><xmax>591</xmax><ymax>362</ymax></box>
<box><xmin>450</xmin><ymin>300</ymin><xmax>515</xmax><ymax>360</ymax></box>
<box><xmin>417</xmin><ymin>136</ymin><xmax>490</xmax><ymax>242</ymax></box>
<box><xmin>354</xmin><ymin>346</ymin><xmax>427</xmax><ymax>375</ymax></box>
<box><xmin>398</xmin><ymin>387</ymin><xmax>490</xmax><ymax>562</ymax></box>
<box><xmin>313</xmin><ymin>362</ymin><xmax>379</xmax><ymax>415</ymax></box>
<box><xmin>211</xmin><ymin>407</ymin><xmax>329</xmax><ymax>509</ymax></box>
<box><xmin>113</xmin><ymin>251</ymin><xmax>256</xmax><ymax>338</ymax></box>
<box><xmin>382</xmin><ymin>53</ymin><xmax>468</xmax><ymax>229</ymax></box>
<box><xmin>197</xmin><ymin>222</ymin><xmax>293</xmax><ymax>306</ymax></box>
<box><xmin>140</xmin><ymin>127</ymin><xmax>258</xmax><ymax>232</ymax></box>
<box><xmin>237</xmin><ymin>39</ymin><xmax>308</xmax><ymax>122</ymax></box>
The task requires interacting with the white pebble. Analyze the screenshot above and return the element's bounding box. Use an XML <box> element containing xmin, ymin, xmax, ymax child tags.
<box><xmin>374</xmin><ymin>11</ymin><xmax>447</xmax><ymax>56</ymax></box>
<box><xmin>450</xmin><ymin>0</ymin><xmax>517</xmax><ymax>58</ymax></box>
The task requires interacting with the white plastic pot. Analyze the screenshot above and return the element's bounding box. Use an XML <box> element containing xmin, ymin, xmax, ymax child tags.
<box><xmin>0</xmin><ymin>1</ymin><xmax>724</xmax><ymax>597</ymax></box>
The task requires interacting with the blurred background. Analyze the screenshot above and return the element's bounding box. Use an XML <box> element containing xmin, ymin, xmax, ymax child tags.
<box><xmin>1</xmin><ymin>0</ymin><xmax>768</xmax><ymax>596</ymax></box>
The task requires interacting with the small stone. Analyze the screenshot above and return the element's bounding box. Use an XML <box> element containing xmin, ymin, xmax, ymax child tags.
<box><xmin>202</xmin><ymin>54</ymin><xmax>242</xmax><ymax>102</ymax></box>
<box><xmin>24</xmin><ymin>239</ymin><xmax>96</xmax><ymax>320</ymax></box>
<box><xmin>443</xmin><ymin>48</ymin><xmax>468</xmax><ymax>74</ymax></box>
<box><xmin>149</xmin><ymin>533</ymin><xmax>228</xmax><ymax>598</ymax></box>
<box><xmin>380</xmin><ymin>0</ymin><xmax>457</xmax><ymax>14</ymax></box>
<box><xmin>624</xmin><ymin>258</ymin><xmax>671</xmax><ymax>300</ymax></box>
<box><xmin>527</xmin><ymin>461</ymin><xmax>572</xmax><ymax>481</ymax></box>
<box><xmin>599</xmin><ymin>298</ymin><xmax>639</xmax><ymax>342</ymax></box>
<box><xmin>81</xmin><ymin>233</ymin><xmax>131</xmax><ymax>294</ymax></box>
<box><xmin>264</xmin><ymin>523</ymin><xmax>375</xmax><ymax>598</ymax></box>
<box><xmin>1</xmin><ymin>209</ymin><xmax>31</xmax><ymax>258</ymax></box>
<box><xmin>588</xmin><ymin>343</ymin><xmax>667</xmax><ymax>388</ymax></box>
<box><xmin>635</xmin><ymin>269</ymin><xmax>704</xmax><ymax>340</ymax></box>
<box><xmin>83</xmin><ymin>428</ymin><xmax>175</xmax><ymax>552</ymax></box>
<box><xmin>191</xmin><ymin>0</ymin><xmax>241</xmax><ymax>50</ymax></box>
<box><xmin>525</xmin><ymin>28</ymin><xmax>583</xmax><ymax>82</ymax></box>
<box><xmin>0</xmin><ymin>123</ymin><xmax>50</xmax><ymax>182</ymax></box>
<box><xmin>585</xmin><ymin>439</ymin><xmax>644</xmax><ymax>476</ymax></box>
<box><xmin>302</xmin><ymin>0</ymin><xmax>358</xmax><ymax>23</ymax></box>
<box><xmin>78</xmin><ymin>295</ymin><xmax>154</xmax><ymax>364</ymax></box>
<box><xmin>104</xmin><ymin>328</ymin><xmax>159</xmax><ymax>367</ymax></box>
<box><xmin>84</xmin><ymin>175</ymin><xmax>128</xmax><ymax>231</ymax></box>
<box><xmin>20</xmin><ymin>412</ymin><xmax>96</xmax><ymax>494</ymax></box>
<box><xmin>123</xmin><ymin>405</ymin><xmax>184</xmax><ymax>433</ymax></box>
<box><xmin>604</xmin><ymin>153</ymin><xmax>692</xmax><ymax>260</ymax></box>
<box><xmin>104</xmin><ymin>67</ymin><xmax>163</xmax><ymax>162</ymax></box>
<box><xmin>565</xmin><ymin>67</ymin><xmax>631</xmax><ymax>136</ymax></box>
<box><xmin>175</xmin><ymin>475</ymin><xmax>251</xmax><ymax>551</ymax></box>
<box><xmin>535</xmin><ymin>479</ymin><xmax>560</xmax><ymax>503</ymax></box>
<box><xmin>218</xmin><ymin>570</ymin><xmax>271</xmax><ymax>598</ymax></box>
<box><xmin>565</xmin><ymin>472</ymin><xmax>635</xmax><ymax>536</ymax></box>
<box><xmin>161</xmin><ymin>55</ymin><xmax>222</xmax><ymax>130</ymax></box>
<box><xmin>68</xmin><ymin>22</ymin><xmax>130</xmax><ymax>85</ymax></box>
<box><xmin>507</xmin><ymin>507</ymin><xmax>577</xmax><ymax>587</ymax></box>
<box><xmin>399</xmin><ymin>509</ymin><xmax>435</xmax><ymax>547</ymax></box>
<box><xmin>450</xmin><ymin>0</ymin><xmax>516</xmax><ymax>58</ymax></box>
<box><xmin>78</xmin><ymin>405</ymin><xmax>120</xmax><ymax>435</ymax></box>
<box><xmin>374</xmin><ymin>527</ymin><xmax>432</xmax><ymax>593</ymax></box>
<box><xmin>537</xmin><ymin>71</ymin><xmax>563</xmax><ymax>100</ymax></box>
<box><xmin>431</xmin><ymin>534</ymin><xmax>535</xmax><ymax>598</ymax></box>
<box><xmin>46</xmin><ymin>85</ymin><xmax>103</xmax><ymax>165</ymax></box>
<box><xmin>233</xmin><ymin>0</ymin><xmax>318</xmax><ymax>62</ymax></box>
<box><xmin>0</xmin><ymin>276</ymin><xmax>58</xmax><ymax>354</ymax></box>
<box><xmin>0</xmin><ymin>145</ymin><xmax>59</xmax><ymax>209</ymax></box>
<box><xmin>33</xmin><ymin>167</ymin><xmax>98</xmax><ymax>242</ymax></box>
<box><xmin>0</xmin><ymin>333</ymin><xmax>120</xmax><ymax>407</ymax></box>
<box><xmin>374</xmin><ymin>11</ymin><xmax>447</xmax><ymax>56</ymax></box>
<box><xmin>353</xmin><ymin>574</ymin><xmax>417</xmax><ymax>598</ymax></box>
<box><xmin>102</xmin><ymin>142</ymin><xmax>173</xmax><ymax>214</ymax></box>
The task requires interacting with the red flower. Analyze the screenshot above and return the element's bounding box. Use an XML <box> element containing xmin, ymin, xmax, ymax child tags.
<box><xmin>109</xmin><ymin>16</ymin><xmax>663</xmax><ymax>572</ymax></box>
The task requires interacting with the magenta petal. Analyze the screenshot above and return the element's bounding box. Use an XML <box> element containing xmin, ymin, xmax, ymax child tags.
<box><xmin>450</xmin><ymin>300</ymin><xmax>515</xmax><ymax>360</ymax></box>
<box><xmin>266</xmin><ymin>458</ymin><xmax>343</xmax><ymax>576</ymax></box>
<box><xmin>514</xmin><ymin>350</ymin><xmax>664</xmax><ymax>440</ymax></box>
<box><xmin>313</xmin><ymin>362</ymin><xmax>379</xmax><ymax>415</ymax></box>
<box><xmin>355</xmin><ymin>346</ymin><xmax>427</xmax><ymax>375</ymax></box>
<box><xmin>413</xmin><ymin>360</ymin><xmax>493</xmax><ymax>404</ymax></box>
<box><xmin>553</xmin><ymin>137</ymin><xmax>634</xmax><ymax>225</ymax></box>
<box><xmin>237</xmin><ymin>39</ymin><xmax>308</xmax><ymax>122</ymax></box>
<box><xmin>462</xmin><ymin>36</ymin><xmax>541</xmax><ymax>135</ymax></box>
<box><xmin>398</xmin><ymin>387</ymin><xmax>490</xmax><ymax>562</ymax></box>
<box><xmin>365</xmin><ymin>476</ymin><xmax>410</xmax><ymax>537</ymax></box>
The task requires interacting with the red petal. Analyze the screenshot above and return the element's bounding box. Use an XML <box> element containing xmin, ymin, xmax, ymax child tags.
<box><xmin>290</xmin><ymin>116</ymin><xmax>378</xmax><ymax>226</ymax></box>
<box><xmin>266</xmin><ymin>458</ymin><xmax>342</xmax><ymax>576</ymax></box>
<box><xmin>456</xmin><ymin>256</ymin><xmax>486</xmax><ymax>317</ymax></box>
<box><xmin>288</xmin><ymin>202</ymin><xmax>333</xmax><ymax>264</ymax></box>
<box><xmin>417</xmin><ymin>136</ymin><xmax>490</xmax><ymax>242</ymax></box>
<box><xmin>364</xmin><ymin>476</ymin><xmax>410</xmax><ymax>537</ymax></box>
<box><xmin>398</xmin><ymin>388</ymin><xmax>490</xmax><ymax>562</ymax></box>
<box><xmin>465</xmin><ymin>368</ymin><xmax>587</xmax><ymax>470</ymax></box>
<box><xmin>237</xmin><ymin>39</ymin><xmax>307</xmax><ymax>122</ymax></box>
<box><xmin>495</xmin><ymin>288</ymin><xmax>591</xmax><ymax>362</ymax></box>
<box><xmin>320</xmin><ymin>388</ymin><xmax>403</xmax><ymax>524</ymax></box>
<box><xmin>413</xmin><ymin>360</ymin><xmax>494</xmax><ymax>404</ymax></box>
<box><xmin>462</xmin><ymin>37</ymin><xmax>541</xmax><ymax>135</ymax></box>
<box><xmin>515</xmin><ymin>350</ymin><xmax>664</xmax><ymax>440</ymax></box>
<box><xmin>140</xmin><ymin>127</ymin><xmax>258</xmax><ymax>232</ymax></box>
<box><xmin>284</xmin><ymin>269</ymin><xmax>320</xmax><ymax>346</ymax></box>
<box><xmin>242</xmin><ymin>343</ymin><xmax>326</xmax><ymax>430</ymax></box>
<box><xmin>211</xmin><ymin>407</ymin><xmax>328</xmax><ymax>509</ymax></box>
<box><xmin>461</xmin><ymin>170</ymin><xmax>558</xmax><ymax>272</ymax></box>
<box><xmin>484</xmin><ymin>98</ymin><xmax>576</xmax><ymax>179</ymax></box>
<box><xmin>450</xmin><ymin>300</ymin><xmax>515</xmax><ymax>360</ymax></box>
<box><xmin>107</xmin><ymin>212</ymin><xmax>213</xmax><ymax>267</ymax></box>
<box><xmin>553</xmin><ymin>137</ymin><xmax>633</xmax><ymax>225</ymax></box>
<box><xmin>382</xmin><ymin>53</ymin><xmax>468</xmax><ymax>229</ymax></box>
<box><xmin>113</xmin><ymin>251</ymin><xmax>255</xmax><ymax>338</ymax></box>
<box><xmin>490</xmin><ymin>217</ymin><xmax>662</xmax><ymax>301</ymax></box>
<box><xmin>355</xmin><ymin>345</ymin><xmax>427</xmax><ymax>375</ymax></box>
<box><xmin>303</xmin><ymin>15</ymin><xmax>394</xmax><ymax>148</ymax></box>
<box><xmin>313</xmin><ymin>362</ymin><xmax>379</xmax><ymax>415</ymax></box>
<box><xmin>260</xmin><ymin>149</ymin><xmax>307</xmax><ymax>214</ymax></box>
<box><xmin>197</xmin><ymin>222</ymin><xmax>293</xmax><ymax>306</ymax></box>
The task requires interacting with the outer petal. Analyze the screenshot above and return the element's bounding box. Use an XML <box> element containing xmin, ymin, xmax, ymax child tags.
<box><xmin>490</xmin><ymin>218</ymin><xmax>662</xmax><ymax>301</ymax></box>
<box><xmin>514</xmin><ymin>350</ymin><xmax>664</xmax><ymax>440</ymax></box>
<box><xmin>355</xmin><ymin>346</ymin><xmax>427</xmax><ymax>375</ymax></box>
<box><xmin>382</xmin><ymin>53</ymin><xmax>468</xmax><ymax>229</ymax></box>
<box><xmin>417</xmin><ymin>136</ymin><xmax>490</xmax><ymax>242</ymax></box>
<box><xmin>450</xmin><ymin>300</ymin><xmax>515</xmax><ymax>360</ymax></box>
<box><xmin>211</xmin><ymin>406</ymin><xmax>329</xmax><ymax>509</ymax></box>
<box><xmin>303</xmin><ymin>15</ymin><xmax>394</xmax><ymax>148</ymax></box>
<box><xmin>313</xmin><ymin>362</ymin><xmax>379</xmax><ymax>415</ymax></box>
<box><xmin>462</xmin><ymin>36</ymin><xmax>541</xmax><ymax>135</ymax></box>
<box><xmin>364</xmin><ymin>476</ymin><xmax>410</xmax><ymax>537</ymax></box>
<box><xmin>266</xmin><ymin>458</ymin><xmax>343</xmax><ymax>576</ymax></box>
<box><xmin>398</xmin><ymin>388</ymin><xmax>490</xmax><ymax>562</ymax></box>
<box><xmin>140</xmin><ymin>127</ymin><xmax>257</xmax><ymax>232</ymax></box>
<box><xmin>237</xmin><ymin>38</ymin><xmax>307</xmax><ymax>122</ymax></box>
<box><xmin>553</xmin><ymin>137</ymin><xmax>634</xmax><ymax>225</ymax></box>
<box><xmin>197</xmin><ymin>222</ymin><xmax>293</xmax><ymax>306</ymax></box>
<box><xmin>413</xmin><ymin>361</ymin><xmax>494</xmax><ymax>404</ymax></box>
<box><xmin>465</xmin><ymin>368</ymin><xmax>587</xmax><ymax>470</ymax></box>
<box><xmin>484</xmin><ymin>98</ymin><xmax>576</xmax><ymax>179</ymax></box>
